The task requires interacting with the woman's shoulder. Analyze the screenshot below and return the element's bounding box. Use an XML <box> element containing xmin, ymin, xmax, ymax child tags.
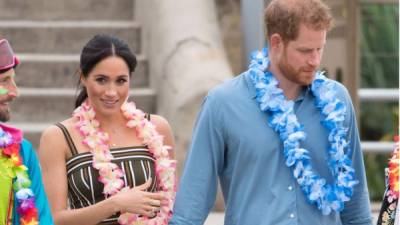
<box><xmin>148</xmin><ymin>114</ymin><xmax>168</xmax><ymax>125</ymax></box>
<box><xmin>41</xmin><ymin>117</ymin><xmax>76</xmax><ymax>141</ymax></box>
<box><xmin>148</xmin><ymin>114</ymin><xmax>175</xmax><ymax>153</ymax></box>
<box><xmin>148</xmin><ymin>114</ymin><xmax>173</xmax><ymax>136</ymax></box>
<box><xmin>39</xmin><ymin>118</ymin><xmax>77</xmax><ymax>158</ymax></box>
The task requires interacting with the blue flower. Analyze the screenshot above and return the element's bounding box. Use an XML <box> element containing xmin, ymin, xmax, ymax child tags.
<box><xmin>0</xmin><ymin>131</ymin><xmax>13</xmax><ymax>148</ymax></box>
<box><xmin>328</xmin><ymin>128</ymin><xmax>347</xmax><ymax>142</ymax></box>
<box><xmin>264</xmin><ymin>94</ymin><xmax>284</xmax><ymax>111</ymax></box>
<box><xmin>287</xmin><ymin>131</ymin><xmax>306</xmax><ymax>143</ymax></box>
<box><xmin>293</xmin><ymin>161</ymin><xmax>305</xmax><ymax>178</ymax></box>
<box><xmin>285</xmin><ymin>148</ymin><xmax>310</xmax><ymax>167</ymax></box>
<box><xmin>16</xmin><ymin>188</ymin><xmax>34</xmax><ymax>200</ymax></box>
<box><xmin>309</xmin><ymin>178</ymin><xmax>326</xmax><ymax>201</ymax></box>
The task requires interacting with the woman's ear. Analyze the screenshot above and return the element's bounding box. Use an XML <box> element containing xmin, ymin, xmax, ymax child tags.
<box><xmin>78</xmin><ymin>70</ymin><xmax>86</xmax><ymax>86</ymax></box>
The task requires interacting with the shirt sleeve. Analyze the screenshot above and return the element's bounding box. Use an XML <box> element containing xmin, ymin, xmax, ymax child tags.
<box><xmin>339</xmin><ymin>89</ymin><xmax>373</xmax><ymax>225</ymax></box>
<box><xmin>170</xmin><ymin>93</ymin><xmax>225</xmax><ymax>225</ymax></box>
<box><xmin>21</xmin><ymin>140</ymin><xmax>55</xmax><ymax>225</ymax></box>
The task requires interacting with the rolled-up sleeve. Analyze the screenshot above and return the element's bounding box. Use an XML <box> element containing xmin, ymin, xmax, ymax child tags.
<box><xmin>340</xmin><ymin>89</ymin><xmax>372</xmax><ymax>225</ymax></box>
<box><xmin>170</xmin><ymin>93</ymin><xmax>225</xmax><ymax>225</ymax></box>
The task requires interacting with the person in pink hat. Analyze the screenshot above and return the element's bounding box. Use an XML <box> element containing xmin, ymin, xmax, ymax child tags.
<box><xmin>0</xmin><ymin>39</ymin><xmax>54</xmax><ymax>225</ymax></box>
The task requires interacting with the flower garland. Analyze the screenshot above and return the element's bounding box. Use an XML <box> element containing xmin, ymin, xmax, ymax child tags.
<box><xmin>73</xmin><ymin>100</ymin><xmax>176</xmax><ymax>225</ymax></box>
<box><xmin>248</xmin><ymin>48</ymin><xmax>358</xmax><ymax>215</ymax></box>
<box><xmin>0</xmin><ymin>126</ymin><xmax>39</xmax><ymax>225</ymax></box>
<box><xmin>386</xmin><ymin>138</ymin><xmax>399</xmax><ymax>203</ymax></box>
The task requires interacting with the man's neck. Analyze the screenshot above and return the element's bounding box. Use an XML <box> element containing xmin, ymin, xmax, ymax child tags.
<box><xmin>268</xmin><ymin>63</ymin><xmax>302</xmax><ymax>100</ymax></box>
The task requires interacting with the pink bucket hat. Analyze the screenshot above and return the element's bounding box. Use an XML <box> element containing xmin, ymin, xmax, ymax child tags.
<box><xmin>0</xmin><ymin>39</ymin><xmax>19</xmax><ymax>71</ymax></box>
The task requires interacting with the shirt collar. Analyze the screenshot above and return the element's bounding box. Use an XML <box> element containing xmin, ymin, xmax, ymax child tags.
<box><xmin>245</xmin><ymin>70</ymin><xmax>311</xmax><ymax>101</ymax></box>
<box><xmin>0</xmin><ymin>123</ymin><xmax>23</xmax><ymax>144</ymax></box>
<box><xmin>294</xmin><ymin>85</ymin><xmax>310</xmax><ymax>102</ymax></box>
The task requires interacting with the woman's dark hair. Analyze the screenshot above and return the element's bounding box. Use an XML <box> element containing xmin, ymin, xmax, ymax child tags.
<box><xmin>75</xmin><ymin>34</ymin><xmax>137</xmax><ymax>108</ymax></box>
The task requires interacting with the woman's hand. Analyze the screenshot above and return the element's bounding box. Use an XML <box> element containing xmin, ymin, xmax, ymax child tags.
<box><xmin>111</xmin><ymin>179</ymin><xmax>165</xmax><ymax>217</ymax></box>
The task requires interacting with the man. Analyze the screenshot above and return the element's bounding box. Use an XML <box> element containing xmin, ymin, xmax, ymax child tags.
<box><xmin>170</xmin><ymin>0</ymin><xmax>372</xmax><ymax>224</ymax></box>
<box><xmin>0</xmin><ymin>39</ymin><xmax>53</xmax><ymax>224</ymax></box>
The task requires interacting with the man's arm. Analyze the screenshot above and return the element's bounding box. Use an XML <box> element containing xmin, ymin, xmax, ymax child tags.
<box><xmin>170</xmin><ymin>94</ymin><xmax>225</xmax><ymax>225</ymax></box>
<box><xmin>339</xmin><ymin>87</ymin><xmax>372</xmax><ymax>225</ymax></box>
<box><xmin>21</xmin><ymin>139</ymin><xmax>55</xmax><ymax>225</ymax></box>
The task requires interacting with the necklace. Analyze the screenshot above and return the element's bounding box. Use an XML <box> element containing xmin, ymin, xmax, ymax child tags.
<box><xmin>73</xmin><ymin>100</ymin><xmax>176</xmax><ymax>224</ymax></box>
<box><xmin>248</xmin><ymin>48</ymin><xmax>358</xmax><ymax>215</ymax></box>
<box><xmin>0</xmin><ymin>125</ymin><xmax>39</xmax><ymax>225</ymax></box>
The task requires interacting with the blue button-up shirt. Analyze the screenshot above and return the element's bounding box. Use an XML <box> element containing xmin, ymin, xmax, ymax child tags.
<box><xmin>170</xmin><ymin>72</ymin><xmax>372</xmax><ymax>225</ymax></box>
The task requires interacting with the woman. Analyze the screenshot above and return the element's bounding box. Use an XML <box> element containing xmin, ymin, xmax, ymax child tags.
<box><xmin>377</xmin><ymin>137</ymin><xmax>399</xmax><ymax>225</ymax></box>
<box><xmin>38</xmin><ymin>34</ymin><xmax>176</xmax><ymax>225</ymax></box>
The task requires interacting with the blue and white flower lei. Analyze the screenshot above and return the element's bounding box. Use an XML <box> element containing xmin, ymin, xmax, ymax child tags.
<box><xmin>248</xmin><ymin>48</ymin><xmax>359</xmax><ymax>215</ymax></box>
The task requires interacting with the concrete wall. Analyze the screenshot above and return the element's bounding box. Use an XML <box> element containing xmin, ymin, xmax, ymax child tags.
<box><xmin>215</xmin><ymin>0</ymin><xmax>244</xmax><ymax>75</ymax></box>
<box><xmin>135</xmin><ymin>0</ymin><xmax>233</xmax><ymax>177</ymax></box>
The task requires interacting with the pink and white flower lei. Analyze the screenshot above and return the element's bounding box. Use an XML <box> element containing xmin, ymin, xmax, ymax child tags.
<box><xmin>73</xmin><ymin>100</ymin><xmax>177</xmax><ymax>225</ymax></box>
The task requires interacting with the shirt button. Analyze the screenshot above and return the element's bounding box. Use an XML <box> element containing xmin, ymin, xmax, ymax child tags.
<box><xmin>288</xmin><ymin>186</ymin><xmax>293</xmax><ymax>191</ymax></box>
<box><xmin>290</xmin><ymin>213</ymin><xmax>295</xmax><ymax>218</ymax></box>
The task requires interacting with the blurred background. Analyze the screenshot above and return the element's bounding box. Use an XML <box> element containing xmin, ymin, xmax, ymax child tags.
<box><xmin>0</xmin><ymin>0</ymin><xmax>398</xmax><ymax>223</ymax></box>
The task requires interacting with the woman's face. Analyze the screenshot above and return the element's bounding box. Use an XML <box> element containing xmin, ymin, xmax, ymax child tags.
<box><xmin>82</xmin><ymin>56</ymin><xmax>130</xmax><ymax>116</ymax></box>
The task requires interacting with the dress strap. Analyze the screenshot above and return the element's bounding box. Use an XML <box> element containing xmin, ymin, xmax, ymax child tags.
<box><xmin>55</xmin><ymin>122</ymin><xmax>79</xmax><ymax>156</ymax></box>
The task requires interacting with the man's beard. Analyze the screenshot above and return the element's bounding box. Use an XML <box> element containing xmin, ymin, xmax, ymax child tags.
<box><xmin>0</xmin><ymin>97</ymin><xmax>13</xmax><ymax>122</ymax></box>
<box><xmin>0</xmin><ymin>108</ymin><xmax>10</xmax><ymax>122</ymax></box>
<box><xmin>278</xmin><ymin>57</ymin><xmax>315</xmax><ymax>86</ymax></box>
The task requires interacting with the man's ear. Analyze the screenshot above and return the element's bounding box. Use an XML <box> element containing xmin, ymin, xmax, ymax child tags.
<box><xmin>269</xmin><ymin>33</ymin><xmax>283</xmax><ymax>50</ymax></box>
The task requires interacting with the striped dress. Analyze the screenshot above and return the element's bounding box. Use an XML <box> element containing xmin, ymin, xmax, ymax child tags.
<box><xmin>56</xmin><ymin>121</ymin><xmax>157</xmax><ymax>225</ymax></box>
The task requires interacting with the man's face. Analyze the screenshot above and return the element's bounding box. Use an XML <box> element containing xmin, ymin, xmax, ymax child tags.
<box><xmin>0</xmin><ymin>68</ymin><xmax>19</xmax><ymax>122</ymax></box>
<box><xmin>277</xmin><ymin>24</ymin><xmax>327</xmax><ymax>86</ymax></box>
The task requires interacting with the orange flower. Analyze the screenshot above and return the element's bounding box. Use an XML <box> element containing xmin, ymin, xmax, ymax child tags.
<box><xmin>388</xmin><ymin>142</ymin><xmax>399</xmax><ymax>199</ymax></box>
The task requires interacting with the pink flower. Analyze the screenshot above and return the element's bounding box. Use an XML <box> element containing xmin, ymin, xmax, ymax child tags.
<box><xmin>118</xmin><ymin>212</ymin><xmax>138</xmax><ymax>224</ymax></box>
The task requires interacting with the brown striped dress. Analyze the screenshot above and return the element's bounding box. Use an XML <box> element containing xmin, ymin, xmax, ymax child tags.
<box><xmin>55</xmin><ymin>121</ymin><xmax>157</xmax><ymax>225</ymax></box>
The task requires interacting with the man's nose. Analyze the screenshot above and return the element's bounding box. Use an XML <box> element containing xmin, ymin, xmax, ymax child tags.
<box><xmin>7</xmin><ymin>79</ymin><xmax>19</xmax><ymax>98</ymax></box>
<box><xmin>308</xmin><ymin>51</ymin><xmax>321</xmax><ymax>67</ymax></box>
